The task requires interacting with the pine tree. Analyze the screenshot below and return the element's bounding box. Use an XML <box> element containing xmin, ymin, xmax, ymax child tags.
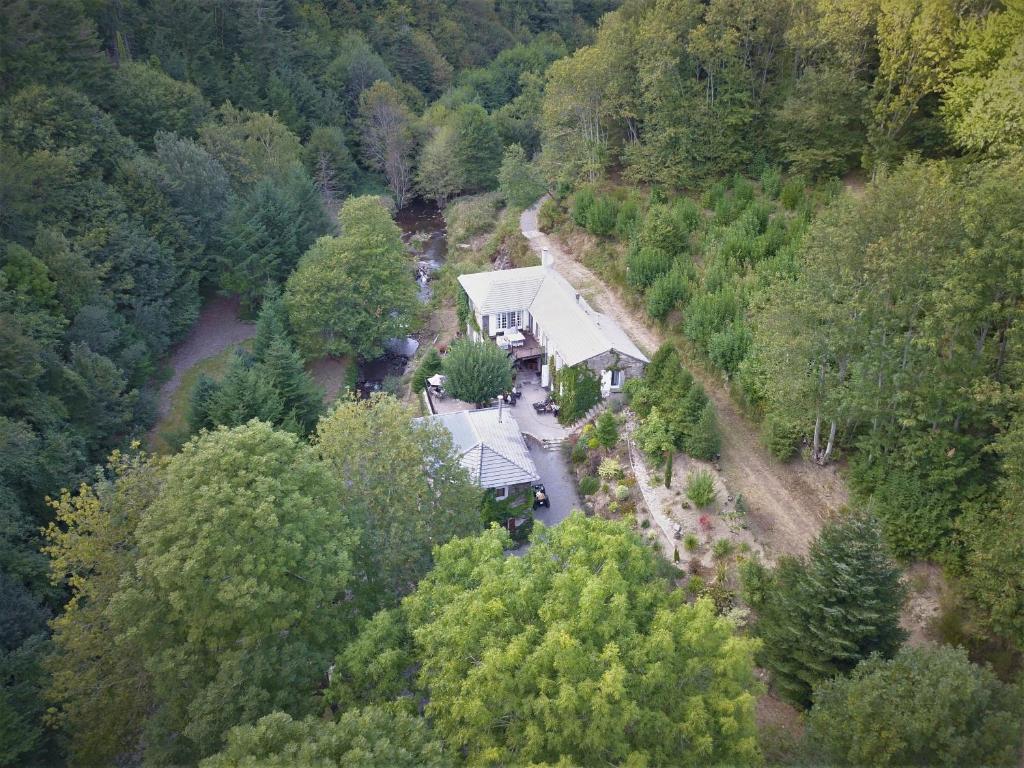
<box><xmin>188</xmin><ymin>374</ymin><xmax>220</xmax><ymax>432</ymax></box>
<box><xmin>251</xmin><ymin>288</ymin><xmax>289</xmax><ymax>361</ymax></box>
<box><xmin>260</xmin><ymin>337</ymin><xmax>323</xmax><ymax>434</ymax></box>
<box><xmin>686</xmin><ymin>401</ymin><xmax>719</xmax><ymax>460</ymax></box>
<box><xmin>594</xmin><ymin>410</ymin><xmax>618</xmax><ymax>451</ymax></box>
<box><xmin>755</xmin><ymin>511</ymin><xmax>906</xmax><ymax>707</ymax></box>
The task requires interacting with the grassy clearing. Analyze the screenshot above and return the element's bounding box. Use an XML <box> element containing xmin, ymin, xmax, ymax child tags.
<box><xmin>148</xmin><ymin>342</ymin><xmax>247</xmax><ymax>455</ymax></box>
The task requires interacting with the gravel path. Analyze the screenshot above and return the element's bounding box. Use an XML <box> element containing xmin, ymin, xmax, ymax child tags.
<box><xmin>520</xmin><ymin>201</ymin><xmax>847</xmax><ymax>557</ymax></box>
<box><xmin>154</xmin><ymin>296</ymin><xmax>255</xmax><ymax>419</ymax></box>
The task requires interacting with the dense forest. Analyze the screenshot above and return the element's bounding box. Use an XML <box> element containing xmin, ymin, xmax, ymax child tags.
<box><xmin>1</xmin><ymin>0</ymin><xmax>1022</xmax><ymax>766</ymax></box>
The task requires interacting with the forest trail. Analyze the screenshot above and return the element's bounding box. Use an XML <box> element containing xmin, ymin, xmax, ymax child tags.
<box><xmin>520</xmin><ymin>202</ymin><xmax>847</xmax><ymax>557</ymax></box>
<box><xmin>153</xmin><ymin>296</ymin><xmax>255</xmax><ymax>419</ymax></box>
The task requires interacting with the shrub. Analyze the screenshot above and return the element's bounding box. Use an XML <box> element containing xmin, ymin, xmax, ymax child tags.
<box><xmin>594</xmin><ymin>411</ymin><xmax>619</xmax><ymax>450</ymax></box>
<box><xmin>687</xmin><ymin>471</ymin><xmax>716</xmax><ymax>507</ymax></box>
<box><xmin>537</xmin><ymin>197</ymin><xmax>560</xmax><ymax>231</ymax></box>
<box><xmin>761</xmin><ymin>413</ymin><xmax>801</xmax><ymax>460</ymax></box>
<box><xmin>760</xmin><ymin>166</ymin><xmax>782</xmax><ymax>199</ymax></box>
<box><xmin>635</xmin><ymin>203</ymin><xmax>688</xmax><ymax>255</ymax></box>
<box><xmin>738</xmin><ymin>557</ymin><xmax>770</xmax><ymax>608</ymax></box>
<box><xmin>686</xmin><ymin>575</ymin><xmax>705</xmax><ymax>597</ymax></box>
<box><xmin>712</xmin><ymin>539</ymin><xmax>735</xmax><ymax>560</ymax></box>
<box><xmin>570</xmin><ymin>440</ymin><xmax>588</xmax><ymax>465</ymax></box>
<box><xmin>571</xmin><ymin>186</ymin><xmax>595</xmax><ymax>227</ymax></box>
<box><xmin>614</xmin><ymin>198</ymin><xmax>640</xmax><ymax>238</ymax></box>
<box><xmin>780</xmin><ymin>177</ymin><xmax>805</xmax><ymax>210</ymax></box>
<box><xmin>708</xmin><ymin>321</ymin><xmax>752</xmax><ymax>376</ymax></box>
<box><xmin>578</xmin><ymin>475</ymin><xmax>600</xmax><ymax>496</ymax></box>
<box><xmin>411</xmin><ymin>347</ymin><xmax>443</xmax><ymax>393</ymax></box>
<box><xmin>615</xmin><ymin>484</ymin><xmax>630</xmax><ymax>501</ymax></box>
<box><xmin>446</xmin><ymin>192</ymin><xmax>503</xmax><ymax>243</ymax></box>
<box><xmin>701</xmin><ymin>182</ymin><xmax>726</xmax><ymax>210</ymax></box>
<box><xmin>672</xmin><ymin>197</ymin><xmax>702</xmax><ymax>235</ymax></box>
<box><xmin>683</xmin><ymin>533</ymin><xmax>699</xmax><ymax>552</ymax></box>
<box><xmin>713</xmin><ymin>196</ymin><xmax>740</xmax><ymax>226</ymax></box>
<box><xmin>598</xmin><ymin>458</ymin><xmax>624</xmax><ymax>483</ymax></box>
<box><xmin>645</xmin><ymin>265</ymin><xmax>692</xmax><ymax>322</ymax></box>
<box><xmin>626</xmin><ymin>246</ymin><xmax>672</xmax><ymax>291</ymax></box>
<box><xmin>585</xmin><ymin>195</ymin><xmax>619</xmax><ymax>236</ymax></box>
<box><xmin>683</xmin><ymin>288</ymin><xmax>742</xmax><ymax>350</ymax></box>
<box><xmin>735</xmin><ymin>494</ymin><xmax>749</xmax><ymax>516</ymax></box>
<box><xmin>732</xmin><ymin>174</ymin><xmax>754</xmax><ymax>205</ymax></box>
<box><xmin>641</xmin><ymin>519</ymin><xmax>650</xmax><ymax>529</ymax></box>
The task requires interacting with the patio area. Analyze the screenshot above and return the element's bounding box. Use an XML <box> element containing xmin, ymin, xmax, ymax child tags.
<box><xmin>425</xmin><ymin>377</ymin><xmax>567</xmax><ymax>442</ymax></box>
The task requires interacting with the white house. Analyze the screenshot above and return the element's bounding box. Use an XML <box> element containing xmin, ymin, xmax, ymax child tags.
<box><xmin>457</xmin><ymin>257</ymin><xmax>649</xmax><ymax>396</ymax></box>
<box><xmin>416</xmin><ymin>407</ymin><xmax>539</xmax><ymax>500</ymax></box>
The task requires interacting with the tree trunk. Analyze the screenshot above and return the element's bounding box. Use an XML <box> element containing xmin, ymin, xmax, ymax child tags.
<box><xmin>821</xmin><ymin>420</ymin><xmax>837</xmax><ymax>464</ymax></box>
<box><xmin>664</xmin><ymin>450</ymin><xmax>673</xmax><ymax>488</ymax></box>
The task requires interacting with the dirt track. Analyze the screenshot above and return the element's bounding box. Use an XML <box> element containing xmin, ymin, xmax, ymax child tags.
<box><xmin>521</xmin><ymin>203</ymin><xmax>847</xmax><ymax>557</ymax></box>
<box><xmin>154</xmin><ymin>296</ymin><xmax>255</xmax><ymax>419</ymax></box>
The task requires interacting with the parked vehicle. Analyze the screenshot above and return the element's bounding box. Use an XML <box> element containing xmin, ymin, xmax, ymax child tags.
<box><xmin>532</xmin><ymin>483</ymin><xmax>549</xmax><ymax>509</ymax></box>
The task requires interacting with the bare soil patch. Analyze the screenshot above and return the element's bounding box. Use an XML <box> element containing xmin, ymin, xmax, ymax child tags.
<box><xmin>307</xmin><ymin>357</ymin><xmax>349</xmax><ymax>403</ymax></box>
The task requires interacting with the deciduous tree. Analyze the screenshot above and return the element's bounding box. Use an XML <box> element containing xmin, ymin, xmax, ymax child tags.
<box><xmin>440</xmin><ymin>338</ymin><xmax>513</xmax><ymax>405</ymax></box>
<box><xmin>107</xmin><ymin>423</ymin><xmax>358</xmax><ymax>764</ymax></box>
<box><xmin>403</xmin><ymin>515</ymin><xmax>761</xmax><ymax>766</ymax></box>
<box><xmin>357</xmin><ymin>82</ymin><xmax>416</xmax><ymax>207</ymax></box>
<box><xmin>285</xmin><ymin>196</ymin><xmax>418</xmax><ymax>360</ymax></box>
<box><xmin>315</xmin><ymin>394</ymin><xmax>480</xmax><ymax>606</ymax></box>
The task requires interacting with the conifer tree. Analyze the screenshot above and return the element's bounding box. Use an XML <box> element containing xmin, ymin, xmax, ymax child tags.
<box><xmin>754</xmin><ymin>511</ymin><xmax>906</xmax><ymax>707</ymax></box>
<box><xmin>260</xmin><ymin>337</ymin><xmax>323</xmax><ymax>432</ymax></box>
<box><xmin>593</xmin><ymin>410</ymin><xmax>618</xmax><ymax>451</ymax></box>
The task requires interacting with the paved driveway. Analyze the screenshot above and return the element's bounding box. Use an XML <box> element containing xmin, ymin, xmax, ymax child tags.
<box><xmin>525</xmin><ymin>437</ymin><xmax>580</xmax><ymax>527</ymax></box>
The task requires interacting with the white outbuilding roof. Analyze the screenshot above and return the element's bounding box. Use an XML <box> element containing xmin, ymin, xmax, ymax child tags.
<box><xmin>458</xmin><ymin>266</ymin><xmax>649</xmax><ymax>367</ymax></box>
<box><xmin>417</xmin><ymin>408</ymin><xmax>539</xmax><ymax>489</ymax></box>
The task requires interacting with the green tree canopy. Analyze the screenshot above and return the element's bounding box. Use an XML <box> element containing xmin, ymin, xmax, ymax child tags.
<box><xmin>285</xmin><ymin>196</ymin><xmax>418</xmax><ymax>360</ymax></box>
<box><xmin>315</xmin><ymin>394</ymin><xmax>480</xmax><ymax>606</ymax></box>
<box><xmin>498</xmin><ymin>143</ymin><xmax>544</xmax><ymax>208</ymax></box>
<box><xmin>43</xmin><ymin>450</ymin><xmax>165</xmax><ymax>766</ymax></box>
<box><xmin>805</xmin><ymin>646</ymin><xmax>1024</xmax><ymax>767</ymax></box>
<box><xmin>105</xmin><ymin>61</ymin><xmax>210</xmax><ymax>148</ymax></box>
<box><xmin>201</xmin><ymin>706</ymin><xmax>449</xmax><ymax>768</ymax></box>
<box><xmin>440</xmin><ymin>338</ymin><xmax>513</xmax><ymax>405</ymax></box>
<box><xmin>107</xmin><ymin>422</ymin><xmax>359</xmax><ymax>764</ymax></box>
<box><xmin>753</xmin><ymin>511</ymin><xmax>906</xmax><ymax>707</ymax></box>
<box><xmin>403</xmin><ymin>515</ymin><xmax>761</xmax><ymax>766</ymax></box>
<box><xmin>450</xmin><ymin>103</ymin><xmax>503</xmax><ymax>192</ymax></box>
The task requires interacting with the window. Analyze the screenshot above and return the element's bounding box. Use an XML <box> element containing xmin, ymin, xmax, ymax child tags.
<box><xmin>494</xmin><ymin>486</ymin><xmax>508</xmax><ymax>500</ymax></box>
<box><xmin>609</xmin><ymin>369</ymin><xmax>623</xmax><ymax>387</ymax></box>
<box><xmin>495</xmin><ymin>310</ymin><xmax>521</xmax><ymax>331</ymax></box>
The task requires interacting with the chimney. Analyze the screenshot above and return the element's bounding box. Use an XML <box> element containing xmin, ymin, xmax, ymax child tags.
<box><xmin>542</xmin><ymin>247</ymin><xmax>552</xmax><ymax>269</ymax></box>
<box><xmin>575</xmin><ymin>292</ymin><xmax>580</xmax><ymax>303</ymax></box>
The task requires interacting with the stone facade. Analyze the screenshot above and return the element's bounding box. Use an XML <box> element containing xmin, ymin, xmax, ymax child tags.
<box><xmin>581</xmin><ymin>349</ymin><xmax>647</xmax><ymax>388</ymax></box>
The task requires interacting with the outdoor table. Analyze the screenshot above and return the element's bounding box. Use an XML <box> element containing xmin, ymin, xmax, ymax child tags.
<box><xmin>504</xmin><ymin>329</ymin><xmax>525</xmax><ymax>346</ymax></box>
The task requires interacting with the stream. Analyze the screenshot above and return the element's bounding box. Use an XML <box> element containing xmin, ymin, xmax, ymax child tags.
<box><xmin>355</xmin><ymin>199</ymin><xmax>447</xmax><ymax>390</ymax></box>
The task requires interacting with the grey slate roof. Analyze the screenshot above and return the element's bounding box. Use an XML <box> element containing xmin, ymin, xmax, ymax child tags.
<box><xmin>457</xmin><ymin>266</ymin><xmax>547</xmax><ymax>314</ymax></box>
<box><xmin>458</xmin><ymin>266</ymin><xmax>649</xmax><ymax>367</ymax></box>
<box><xmin>417</xmin><ymin>408</ymin><xmax>539</xmax><ymax>489</ymax></box>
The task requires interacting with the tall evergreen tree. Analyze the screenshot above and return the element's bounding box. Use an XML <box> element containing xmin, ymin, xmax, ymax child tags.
<box><xmin>752</xmin><ymin>511</ymin><xmax>906</xmax><ymax>707</ymax></box>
